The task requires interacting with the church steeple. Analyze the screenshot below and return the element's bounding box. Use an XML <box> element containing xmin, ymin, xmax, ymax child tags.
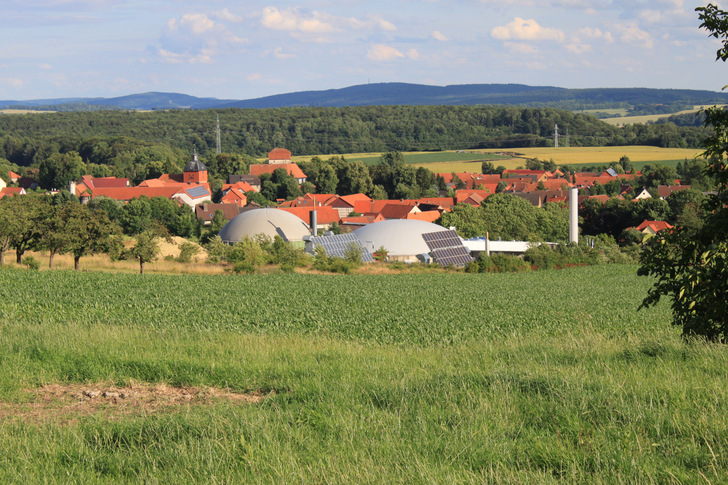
<box><xmin>184</xmin><ymin>149</ymin><xmax>208</xmax><ymax>184</ymax></box>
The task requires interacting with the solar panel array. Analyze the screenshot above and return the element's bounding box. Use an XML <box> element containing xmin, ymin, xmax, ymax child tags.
<box><xmin>309</xmin><ymin>233</ymin><xmax>374</xmax><ymax>262</ymax></box>
<box><xmin>431</xmin><ymin>247</ymin><xmax>473</xmax><ymax>267</ymax></box>
<box><xmin>422</xmin><ymin>230</ymin><xmax>474</xmax><ymax>267</ymax></box>
<box><xmin>186</xmin><ymin>185</ymin><xmax>210</xmax><ymax>198</ymax></box>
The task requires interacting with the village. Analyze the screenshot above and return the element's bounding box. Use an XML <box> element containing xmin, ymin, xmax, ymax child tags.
<box><xmin>0</xmin><ymin>146</ymin><xmax>689</xmax><ymax>268</ymax></box>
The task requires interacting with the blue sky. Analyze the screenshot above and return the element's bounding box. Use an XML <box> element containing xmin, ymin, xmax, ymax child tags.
<box><xmin>2</xmin><ymin>0</ymin><xmax>727</xmax><ymax>100</ymax></box>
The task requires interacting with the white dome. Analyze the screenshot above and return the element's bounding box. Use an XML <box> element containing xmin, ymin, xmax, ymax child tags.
<box><xmin>218</xmin><ymin>208</ymin><xmax>310</xmax><ymax>243</ymax></box>
<box><xmin>354</xmin><ymin>219</ymin><xmax>449</xmax><ymax>257</ymax></box>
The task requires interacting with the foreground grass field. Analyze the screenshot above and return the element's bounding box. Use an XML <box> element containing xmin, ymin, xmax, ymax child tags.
<box><xmin>0</xmin><ymin>265</ymin><xmax>726</xmax><ymax>483</ymax></box>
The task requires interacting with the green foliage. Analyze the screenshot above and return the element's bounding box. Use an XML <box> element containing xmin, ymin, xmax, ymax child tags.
<box><xmin>638</xmin><ymin>4</ymin><xmax>728</xmax><ymax>341</ymax></box>
<box><xmin>176</xmin><ymin>242</ymin><xmax>201</xmax><ymax>263</ymax></box>
<box><xmin>21</xmin><ymin>255</ymin><xmax>39</xmax><ymax>270</ymax></box>
<box><xmin>372</xmin><ymin>246</ymin><xmax>388</xmax><ymax>262</ymax></box>
<box><xmin>229</xmin><ymin>237</ymin><xmax>268</xmax><ymax>273</ymax></box>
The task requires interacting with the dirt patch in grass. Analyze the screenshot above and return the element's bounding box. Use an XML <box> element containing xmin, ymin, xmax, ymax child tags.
<box><xmin>0</xmin><ymin>382</ymin><xmax>267</xmax><ymax>425</ymax></box>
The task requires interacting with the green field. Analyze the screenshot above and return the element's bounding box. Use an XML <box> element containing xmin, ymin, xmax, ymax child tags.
<box><xmin>1</xmin><ymin>265</ymin><xmax>726</xmax><ymax>483</ymax></box>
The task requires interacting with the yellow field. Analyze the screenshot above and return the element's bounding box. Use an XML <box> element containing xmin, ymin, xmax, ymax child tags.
<box><xmin>412</xmin><ymin>146</ymin><xmax>702</xmax><ymax>173</ymax></box>
<box><xmin>602</xmin><ymin>105</ymin><xmax>723</xmax><ymax>127</ymax></box>
<box><xmin>0</xmin><ymin>109</ymin><xmax>57</xmax><ymax>114</ymax></box>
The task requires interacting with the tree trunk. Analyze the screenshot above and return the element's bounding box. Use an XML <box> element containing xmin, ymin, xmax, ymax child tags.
<box><xmin>74</xmin><ymin>255</ymin><xmax>81</xmax><ymax>271</ymax></box>
<box><xmin>0</xmin><ymin>249</ymin><xmax>4</xmax><ymax>265</ymax></box>
<box><xmin>140</xmin><ymin>259</ymin><xmax>145</xmax><ymax>275</ymax></box>
<box><xmin>16</xmin><ymin>249</ymin><xmax>23</xmax><ymax>264</ymax></box>
<box><xmin>49</xmin><ymin>251</ymin><xmax>55</xmax><ymax>269</ymax></box>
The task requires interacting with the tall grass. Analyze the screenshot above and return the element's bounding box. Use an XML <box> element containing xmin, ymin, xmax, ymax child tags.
<box><xmin>0</xmin><ymin>265</ymin><xmax>726</xmax><ymax>483</ymax></box>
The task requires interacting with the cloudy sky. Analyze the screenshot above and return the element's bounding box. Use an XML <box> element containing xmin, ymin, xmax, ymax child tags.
<box><xmin>2</xmin><ymin>0</ymin><xmax>728</xmax><ymax>101</ymax></box>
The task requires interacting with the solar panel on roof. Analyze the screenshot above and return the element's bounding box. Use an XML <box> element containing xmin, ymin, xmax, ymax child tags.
<box><xmin>309</xmin><ymin>233</ymin><xmax>374</xmax><ymax>262</ymax></box>
<box><xmin>186</xmin><ymin>186</ymin><xmax>210</xmax><ymax>198</ymax></box>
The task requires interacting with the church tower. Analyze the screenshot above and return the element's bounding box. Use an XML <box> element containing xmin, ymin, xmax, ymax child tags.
<box><xmin>184</xmin><ymin>149</ymin><xmax>208</xmax><ymax>184</ymax></box>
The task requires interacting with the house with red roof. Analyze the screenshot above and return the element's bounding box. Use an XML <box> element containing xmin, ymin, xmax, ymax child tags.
<box><xmin>657</xmin><ymin>185</ymin><xmax>691</xmax><ymax>199</ymax></box>
<box><xmin>268</xmin><ymin>148</ymin><xmax>292</xmax><ymax>165</ymax></box>
<box><xmin>630</xmin><ymin>220</ymin><xmax>674</xmax><ymax>236</ymax></box>
<box><xmin>195</xmin><ymin>203</ymin><xmax>243</xmax><ymax>225</ymax></box>
<box><xmin>278</xmin><ymin>206</ymin><xmax>340</xmax><ymax>231</ymax></box>
<box><xmin>7</xmin><ymin>171</ymin><xmax>20</xmax><ymax>184</ymax></box>
<box><xmin>0</xmin><ymin>187</ymin><xmax>26</xmax><ymax>199</ymax></box>
<box><xmin>221</xmin><ymin>187</ymin><xmax>248</xmax><ymax>207</ymax></box>
<box><xmin>250</xmin><ymin>163</ymin><xmax>307</xmax><ymax>185</ymax></box>
<box><xmin>340</xmin><ymin>213</ymin><xmax>385</xmax><ymax>229</ymax></box>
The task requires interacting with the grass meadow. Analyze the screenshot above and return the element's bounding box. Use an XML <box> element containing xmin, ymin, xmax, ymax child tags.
<box><xmin>1</xmin><ymin>264</ymin><xmax>727</xmax><ymax>483</ymax></box>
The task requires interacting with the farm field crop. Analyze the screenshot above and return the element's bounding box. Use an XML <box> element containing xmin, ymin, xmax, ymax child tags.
<box><xmin>415</xmin><ymin>146</ymin><xmax>702</xmax><ymax>173</ymax></box>
<box><xmin>1</xmin><ymin>265</ymin><xmax>726</xmax><ymax>483</ymax></box>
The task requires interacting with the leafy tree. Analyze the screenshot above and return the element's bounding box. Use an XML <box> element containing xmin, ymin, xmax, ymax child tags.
<box><xmin>34</xmin><ymin>197</ymin><xmax>73</xmax><ymax>269</ymax></box>
<box><xmin>118</xmin><ymin>196</ymin><xmax>152</xmax><ymax>235</ymax></box>
<box><xmin>5</xmin><ymin>194</ymin><xmax>43</xmax><ymax>263</ymax></box>
<box><xmin>638</xmin><ymin>3</ymin><xmax>728</xmax><ymax>341</ymax></box>
<box><xmin>66</xmin><ymin>204</ymin><xmax>120</xmax><ymax>270</ymax></box>
<box><xmin>37</xmin><ymin>151</ymin><xmax>85</xmax><ymax>190</ymax></box>
<box><xmin>129</xmin><ymin>224</ymin><xmax>169</xmax><ymax>274</ymax></box>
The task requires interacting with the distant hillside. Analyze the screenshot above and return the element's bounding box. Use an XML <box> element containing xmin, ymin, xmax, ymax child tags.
<box><xmin>2</xmin><ymin>83</ymin><xmax>728</xmax><ymax>111</ymax></box>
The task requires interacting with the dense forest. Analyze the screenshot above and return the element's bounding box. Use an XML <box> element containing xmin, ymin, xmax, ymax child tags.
<box><xmin>0</xmin><ymin>106</ymin><xmax>711</xmax><ymax>170</ymax></box>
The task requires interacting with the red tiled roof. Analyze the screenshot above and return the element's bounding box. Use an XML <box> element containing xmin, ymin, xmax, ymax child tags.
<box><xmin>195</xmin><ymin>203</ymin><xmax>241</xmax><ymax>221</ymax></box>
<box><xmin>339</xmin><ymin>193</ymin><xmax>372</xmax><ymax>207</ymax></box>
<box><xmin>250</xmin><ymin>163</ymin><xmax>307</xmax><ymax>180</ymax></box>
<box><xmin>221</xmin><ymin>188</ymin><xmax>248</xmax><ymax>207</ymax></box>
<box><xmin>405</xmin><ymin>210</ymin><xmax>441</xmax><ymax>223</ymax></box>
<box><xmin>379</xmin><ymin>203</ymin><xmax>418</xmax><ymax>219</ymax></box>
<box><xmin>91</xmin><ymin>187</ymin><xmax>181</xmax><ymax>201</ymax></box>
<box><xmin>657</xmin><ymin>185</ymin><xmax>691</xmax><ymax>198</ymax></box>
<box><xmin>456</xmin><ymin>189</ymin><xmax>494</xmax><ymax>205</ymax></box>
<box><xmin>268</xmin><ymin>148</ymin><xmax>292</xmax><ymax>161</ymax></box>
<box><xmin>635</xmin><ymin>220</ymin><xmax>673</xmax><ymax>233</ymax></box>
<box><xmin>353</xmin><ymin>199</ymin><xmax>413</xmax><ymax>215</ymax></box>
<box><xmin>222</xmin><ymin>181</ymin><xmax>255</xmax><ymax>194</ymax></box>
<box><xmin>341</xmin><ymin>214</ymin><xmax>385</xmax><ymax>225</ymax></box>
<box><xmin>8</xmin><ymin>171</ymin><xmax>20</xmax><ymax>180</ymax></box>
<box><xmin>84</xmin><ymin>177</ymin><xmax>129</xmax><ymax>188</ymax></box>
<box><xmin>278</xmin><ymin>206</ymin><xmax>340</xmax><ymax>224</ymax></box>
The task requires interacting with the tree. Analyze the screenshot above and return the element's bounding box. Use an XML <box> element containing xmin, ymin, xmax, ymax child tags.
<box><xmin>129</xmin><ymin>225</ymin><xmax>169</xmax><ymax>274</ymax></box>
<box><xmin>66</xmin><ymin>205</ymin><xmax>120</xmax><ymax>270</ymax></box>
<box><xmin>638</xmin><ymin>3</ymin><xmax>728</xmax><ymax>341</ymax></box>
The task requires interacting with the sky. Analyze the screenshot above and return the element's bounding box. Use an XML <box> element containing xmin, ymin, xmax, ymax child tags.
<box><xmin>2</xmin><ymin>0</ymin><xmax>728</xmax><ymax>101</ymax></box>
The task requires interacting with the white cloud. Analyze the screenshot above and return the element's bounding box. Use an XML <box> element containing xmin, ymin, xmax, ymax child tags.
<box><xmin>491</xmin><ymin>18</ymin><xmax>565</xmax><ymax>42</ymax></box>
<box><xmin>615</xmin><ymin>22</ymin><xmax>654</xmax><ymax>49</ymax></box>
<box><xmin>38</xmin><ymin>63</ymin><xmax>52</xmax><ymax>70</ymax></box>
<box><xmin>180</xmin><ymin>14</ymin><xmax>215</xmax><ymax>34</ymax></box>
<box><xmin>157</xmin><ymin>11</ymin><xmax>246</xmax><ymax>65</ymax></box>
<box><xmin>432</xmin><ymin>31</ymin><xmax>448</xmax><ymax>41</ymax></box>
<box><xmin>407</xmin><ymin>49</ymin><xmax>420</xmax><ymax>60</ymax></box>
<box><xmin>504</xmin><ymin>42</ymin><xmax>538</xmax><ymax>55</ymax></box>
<box><xmin>261</xmin><ymin>7</ymin><xmax>396</xmax><ymax>39</ymax></box>
<box><xmin>247</xmin><ymin>73</ymin><xmax>263</xmax><ymax>81</ymax></box>
<box><xmin>214</xmin><ymin>8</ymin><xmax>243</xmax><ymax>23</ymax></box>
<box><xmin>261</xmin><ymin>7</ymin><xmax>336</xmax><ymax>33</ymax></box>
<box><xmin>367</xmin><ymin>44</ymin><xmax>405</xmax><ymax>61</ymax></box>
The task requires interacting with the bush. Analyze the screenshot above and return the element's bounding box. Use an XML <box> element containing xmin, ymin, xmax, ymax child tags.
<box><xmin>22</xmin><ymin>256</ymin><xmax>39</xmax><ymax>271</ymax></box>
<box><xmin>523</xmin><ymin>244</ymin><xmax>559</xmax><ymax>270</ymax></box>
<box><xmin>176</xmin><ymin>242</ymin><xmax>201</xmax><ymax>263</ymax></box>
<box><xmin>490</xmin><ymin>254</ymin><xmax>531</xmax><ymax>273</ymax></box>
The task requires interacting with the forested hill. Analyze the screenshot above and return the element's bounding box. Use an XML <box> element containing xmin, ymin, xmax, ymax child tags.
<box><xmin>0</xmin><ymin>106</ymin><xmax>710</xmax><ymax>167</ymax></box>
<box><xmin>2</xmin><ymin>83</ymin><xmax>728</xmax><ymax>111</ymax></box>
